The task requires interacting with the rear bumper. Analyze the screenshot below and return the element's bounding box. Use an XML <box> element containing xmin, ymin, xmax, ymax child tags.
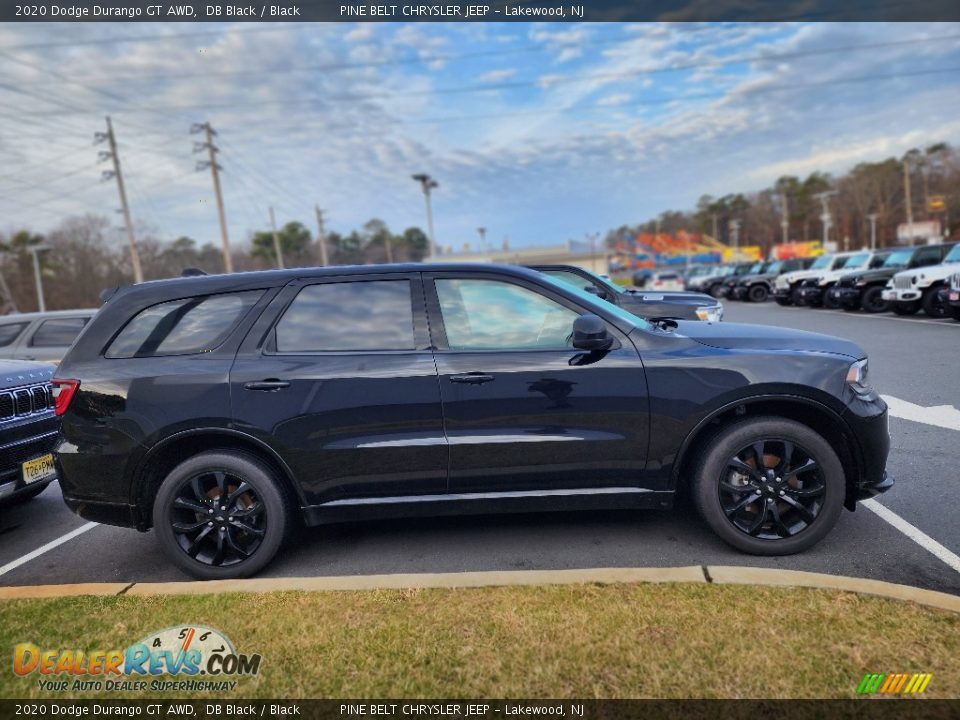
<box><xmin>61</xmin><ymin>492</ymin><xmax>145</xmax><ymax>529</ymax></box>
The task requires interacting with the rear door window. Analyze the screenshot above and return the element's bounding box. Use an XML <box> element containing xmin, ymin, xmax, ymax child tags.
<box><xmin>274</xmin><ymin>280</ymin><xmax>415</xmax><ymax>352</ymax></box>
<box><xmin>106</xmin><ymin>291</ymin><xmax>262</xmax><ymax>358</ymax></box>
<box><xmin>29</xmin><ymin>317</ymin><xmax>89</xmax><ymax>347</ymax></box>
<box><xmin>0</xmin><ymin>322</ymin><xmax>27</xmax><ymax>347</ymax></box>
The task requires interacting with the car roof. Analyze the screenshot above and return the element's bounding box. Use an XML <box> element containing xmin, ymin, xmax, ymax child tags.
<box><xmin>0</xmin><ymin>309</ymin><xmax>97</xmax><ymax>322</ymax></box>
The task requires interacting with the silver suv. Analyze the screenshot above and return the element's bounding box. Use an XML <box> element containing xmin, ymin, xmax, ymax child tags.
<box><xmin>0</xmin><ymin>310</ymin><xmax>97</xmax><ymax>364</ymax></box>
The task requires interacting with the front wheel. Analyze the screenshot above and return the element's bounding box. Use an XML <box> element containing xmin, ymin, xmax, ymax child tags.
<box><xmin>708</xmin><ymin>283</ymin><xmax>724</xmax><ymax>299</ymax></box>
<box><xmin>152</xmin><ymin>451</ymin><xmax>292</xmax><ymax>580</ymax></box>
<box><xmin>921</xmin><ymin>287</ymin><xmax>947</xmax><ymax>318</ymax></box>
<box><xmin>861</xmin><ymin>286</ymin><xmax>888</xmax><ymax>314</ymax></box>
<box><xmin>691</xmin><ymin>417</ymin><xmax>844</xmax><ymax>555</ymax></box>
<box><xmin>748</xmin><ymin>285</ymin><xmax>769</xmax><ymax>303</ymax></box>
<box><xmin>822</xmin><ymin>289</ymin><xmax>840</xmax><ymax>309</ymax></box>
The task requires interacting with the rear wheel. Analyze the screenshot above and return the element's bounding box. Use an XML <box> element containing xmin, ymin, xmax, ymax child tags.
<box><xmin>747</xmin><ymin>284</ymin><xmax>769</xmax><ymax>303</ymax></box>
<box><xmin>921</xmin><ymin>287</ymin><xmax>947</xmax><ymax>318</ymax></box>
<box><xmin>691</xmin><ymin>417</ymin><xmax>844</xmax><ymax>555</ymax></box>
<box><xmin>861</xmin><ymin>286</ymin><xmax>888</xmax><ymax>314</ymax></box>
<box><xmin>152</xmin><ymin>451</ymin><xmax>293</xmax><ymax>580</ymax></box>
<box><xmin>892</xmin><ymin>301</ymin><xmax>920</xmax><ymax>316</ymax></box>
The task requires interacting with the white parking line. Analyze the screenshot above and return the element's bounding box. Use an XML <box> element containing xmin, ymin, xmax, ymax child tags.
<box><xmin>862</xmin><ymin>499</ymin><xmax>960</xmax><ymax>576</ymax></box>
<box><xmin>882</xmin><ymin>395</ymin><xmax>960</xmax><ymax>432</ymax></box>
<box><xmin>0</xmin><ymin>522</ymin><xmax>98</xmax><ymax>578</ymax></box>
<box><xmin>763</xmin><ymin>305</ymin><xmax>960</xmax><ymax>327</ymax></box>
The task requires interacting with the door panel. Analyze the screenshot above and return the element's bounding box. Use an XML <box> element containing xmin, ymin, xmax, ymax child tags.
<box><xmin>425</xmin><ymin>273</ymin><xmax>650</xmax><ymax>495</ymax></box>
<box><xmin>229</xmin><ymin>274</ymin><xmax>447</xmax><ymax>506</ymax></box>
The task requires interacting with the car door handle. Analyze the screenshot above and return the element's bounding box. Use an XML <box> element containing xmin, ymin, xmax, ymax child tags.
<box><xmin>243</xmin><ymin>380</ymin><xmax>290</xmax><ymax>391</ymax></box>
<box><xmin>449</xmin><ymin>373</ymin><xmax>494</xmax><ymax>385</ymax></box>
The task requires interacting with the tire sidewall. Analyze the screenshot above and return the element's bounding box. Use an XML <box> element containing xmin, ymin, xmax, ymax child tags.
<box><xmin>922</xmin><ymin>287</ymin><xmax>946</xmax><ymax>318</ymax></box>
<box><xmin>861</xmin><ymin>286</ymin><xmax>887</xmax><ymax>313</ymax></box>
<box><xmin>748</xmin><ymin>285</ymin><xmax>768</xmax><ymax>303</ymax></box>
<box><xmin>692</xmin><ymin>417</ymin><xmax>845</xmax><ymax>555</ymax></box>
<box><xmin>152</xmin><ymin>451</ymin><xmax>289</xmax><ymax>580</ymax></box>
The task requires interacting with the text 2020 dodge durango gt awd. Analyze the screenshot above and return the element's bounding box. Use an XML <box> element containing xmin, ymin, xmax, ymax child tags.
<box><xmin>52</xmin><ymin>264</ymin><xmax>892</xmax><ymax>579</ymax></box>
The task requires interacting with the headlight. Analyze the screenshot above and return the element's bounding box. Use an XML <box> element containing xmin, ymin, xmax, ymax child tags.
<box><xmin>845</xmin><ymin>358</ymin><xmax>872</xmax><ymax>395</ymax></box>
<box><xmin>696</xmin><ymin>305</ymin><xmax>723</xmax><ymax>322</ymax></box>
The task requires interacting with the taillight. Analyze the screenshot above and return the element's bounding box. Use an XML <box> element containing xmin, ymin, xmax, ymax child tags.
<box><xmin>51</xmin><ymin>379</ymin><xmax>80</xmax><ymax>416</ymax></box>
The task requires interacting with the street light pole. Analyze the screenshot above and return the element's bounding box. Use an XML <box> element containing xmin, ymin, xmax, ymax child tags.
<box><xmin>412</xmin><ymin>174</ymin><xmax>439</xmax><ymax>260</ymax></box>
<box><xmin>867</xmin><ymin>213</ymin><xmax>879</xmax><ymax>250</ymax></box>
<box><xmin>29</xmin><ymin>245</ymin><xmax>49</xmax><ymax>313</ymax></box>
<box><xmin>477</xmin><ymin>227</ymin><xmax>487</xmax><ymax>253</ymax></box>
<box><xmin>814</xmin><ymin>190</ymin><xmax>838</xmax><ymax>248</ymax></box>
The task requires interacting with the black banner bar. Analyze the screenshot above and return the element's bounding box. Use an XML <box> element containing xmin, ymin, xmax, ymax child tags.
<box><xmin>1</xmin><ymin>700</ymin><xmax>959</xmax><ymax>720</ymax></box>
<box><xmin>3</xmin><ymin>0</ymin><xmax>960</xmax><ymax>23</ymax></box>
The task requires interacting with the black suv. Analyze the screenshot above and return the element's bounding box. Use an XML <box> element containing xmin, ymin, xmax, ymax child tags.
<box><xmin>529</xmin><ymin>264</ymin><xmax>722</xmax><ymax>322</ymax></box>
<box><xmin>0</xmin><ymin>360</ymin><xmax>58</xmax><ymax>504</ymax></box>
<box><xmin>54</xmin><ymin>264</ymin><xmax>892</xmax><ymax>579</ymax></box>
<box><xmin>728</xmin><ymin>257</ymin><xmax>815</xmax><ymax>302</ymax></box>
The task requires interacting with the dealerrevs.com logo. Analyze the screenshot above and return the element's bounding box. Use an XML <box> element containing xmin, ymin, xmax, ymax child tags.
<box><xmin>13</xmin><ymin>625</ymin><xmax>262</xmax><ymax>693</ymax></box>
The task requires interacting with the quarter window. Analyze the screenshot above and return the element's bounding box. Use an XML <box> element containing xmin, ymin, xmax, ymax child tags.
<box><xmin>275</xmin><ymin>280</ymin><xmax>415</xmax><ymax>352</ymax></box>
<box><xmin>29</xmin><ymin>317</ymin><xmax>89</xmax><ymax>347</ymax></box>
<box><xmin>0</xmin><ymin>322</ymin><xmax>27</xmax><ymax>347</ymax></box>
<box><xmin>436</xmin><ymin>278</ymin><xmax>579</xmax><ymax>350</ymax></box>
<box><xmin>106</xmin><ymin>291</ymin><xmax>262</xmax><ymax>358</ymax></box>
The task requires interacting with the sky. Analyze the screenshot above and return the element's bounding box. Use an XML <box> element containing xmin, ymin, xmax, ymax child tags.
<box><xmin>1</xmin><ymin>21</ymin><xmax>960</xmax><ymax>255</ymax></box>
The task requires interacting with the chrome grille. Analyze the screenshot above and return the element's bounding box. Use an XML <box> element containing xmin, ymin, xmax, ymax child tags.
<box><xmin>0</xmin><ymin>383</ymin><xmax>54</xmax><ymax>420</ymax></box>
<box><xmin>894</xmin><ymin>276</ymin><xmax>913</xmax><ymax>290</ymax></box>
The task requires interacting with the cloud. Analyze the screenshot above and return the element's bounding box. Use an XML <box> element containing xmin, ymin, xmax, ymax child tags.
<box><xmin>478</xmin><ymin>69</ymin><xmax>517</xmax><ymax>83</ymax></box>
<box><xmin>344</xmin><ymin>25</ymin><xmax>375</xmax><ymax>43</ymax></box>
<box><xmin>596</xmin><ymin>93</ymin><xmax>631</xmax><ymax>107</ymax></box>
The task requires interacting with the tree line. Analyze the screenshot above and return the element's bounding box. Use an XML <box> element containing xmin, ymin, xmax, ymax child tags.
<box><xmin>606</xmin><ymin>142</ymin><xmax>960</xmax><ymax>253</ymax></box>
<box><xmin>0</xmin><ymin>216</ymin><xmax>429</xmax><ymax>313</ymax></box>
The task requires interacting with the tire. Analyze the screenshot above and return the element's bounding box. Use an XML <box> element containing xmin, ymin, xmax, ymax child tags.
<box><xmin>747</xmin><ymin>284</ymin><xmax>769</xmax><ymax>303</ymax></box>
<box><xmin>691</xmin><ymin>416</ymin><xmax>845</xmax><ymax>556</ymax></box>
<box><xmin>152</xmin><ymin>451</ymin><xmax>293</xmax><ymax>580</ymax></box>
<box><xmin>891</xmin><ymin>301</ymin><xmax>920</xmax><ymax>316</ymax></box>
<box><xmin>951</xmin><ymin>306</ymin><xmax>960</xmax><ymax>322</ymax></box>
<box><xmin>822</xmin><ymin>289</ymin><xmax>840</xmax><ymax>310</ymax></box>
<box><xmin>790</xmin><ymin>286</ymin><xmax>804</xmax><ymax>306</ymax></box>
<box><xmin>774</xmin><ymin>296</ymin><xmax>792</xmax><ymax>307</ymax></box>
<box><xmin>708</xmin><ymin>283</ymin><xmax>724</xmax><ymax>299</ymax></box>
<box><xmin>921</xmin><ymin>287</ymin><xmax>947</xmax><ymax>318</ymax></box>
<box><xmin>860</xmin><ymin>286</ymin><xmax>888</xmax><ymax>314</ymax></box>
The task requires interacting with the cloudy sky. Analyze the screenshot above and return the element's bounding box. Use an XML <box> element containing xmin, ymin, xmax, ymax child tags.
<box><xmin>1</xmin><ymin>21</ymin><xmax>959</xmax><ymax>254</ymax></box>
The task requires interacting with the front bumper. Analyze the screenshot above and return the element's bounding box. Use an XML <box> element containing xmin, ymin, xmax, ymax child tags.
<box><xmin>831</xmin><ymin>286</ymin><xmax>861</xmax><ymax>305</ymax></box>
<box><xmin>730</xmin><ymin>286</ymin><xmax>749</xmax><ymax>300</ymax></box>
<box><xmin>796</xmin><ymin>286</ymin><xmax>824</xmax><ymax>305</ymax></box>
<box><xmin>856</xmin><ymin>470</ymin><xmax>894</xmax><ymax>500</ymax></box>
<box><xmin>882</xmin><ymin>288</ymin><xmax>922</xmax><ymax>302</ymax></box>
<box><xmin>842</xmin><ymin>397</ymin><xmax>892</xmax><ymax>509</ymax></box>
<box><xmin>939</xmin><ymin>287</ymin><xmax>960</xmax><ymax>309</ymax></box>
<box><xmin>772</xmin><ymin>287</ymin><xmax>791</xmax><ymax>299</ymax></box>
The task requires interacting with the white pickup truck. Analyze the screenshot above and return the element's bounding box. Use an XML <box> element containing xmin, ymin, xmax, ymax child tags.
<box><xmin>882</xmin><ymin>242</ymin><xmax>960</xmax><ymax>317</ymax></box>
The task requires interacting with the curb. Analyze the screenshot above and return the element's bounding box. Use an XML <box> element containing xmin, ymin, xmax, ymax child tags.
<box><xmin>1</xmin><ymin>566</ymin><xmax>958</xmax><ymax>613</ymax></box>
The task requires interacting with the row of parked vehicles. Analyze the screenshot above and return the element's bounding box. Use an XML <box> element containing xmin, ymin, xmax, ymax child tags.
<box><xmin>685</xmin><ymin>242</ymin><xmax>960</xmax><ymax>320</ymax></box>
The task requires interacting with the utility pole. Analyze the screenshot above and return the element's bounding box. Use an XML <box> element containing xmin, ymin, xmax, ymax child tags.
<box><xmin>477</xmin><ymin>227</ymin><xmax>487</xmax><ymax>254</ymax></box>
<box><xmin>0</xmin><ymin>261</ymin><xmax>17</xmax><ymax>314</ymax></box>
<box><xmin>780</xmin><ymin>192</ymin><xmax>790</xmax><ymax>244</ymax></box>
<box><xmin>314</xmin><ymin>206</ymin><xmax>329</xmax><ymax>267</ymax></box>
<box><xmin>28</xmin><ymin>245</ymin><xmax>49</xmax><ymax>313</ymax></box>
<box><xmin>95</xmin><ymin>116</ymin><xmax>143</xmax><ymax>283</ymax></box>
<box><xmin>412</xmin><ymin>174</ymin><xmax>438</xmax><ymax>260</ymax></box>
<box><xmin>729</xmin><ymin>220</ymin><xmax>741</xmax><ymax>251</ymax></box>
<box><xmin>867</xmin><ymin>213</ymin><xmax>879</xmax><ymax>250</ymax></box>
<box><xmin>269</xmin><ymin>207</ymin><xmax>285</xmax><ymax>269</ymax></box>
<box><xmin>813</xmin><ymin>190</ymin><xmax>838</xmax><ymax>247</ymax></box>
<box><xmin>903</xmin><ymin>156</ymin><xmax>914</xmax><ymax>242</ymax></box>
<box><xmin>192</xmin><ymin>122</ymin><xmax>232</xmax><ymax>273</ymax></box>
<box><xmin>711</xmin><ymin>213</ymin><xmax>719</xmax><ymax>243</ymax></box>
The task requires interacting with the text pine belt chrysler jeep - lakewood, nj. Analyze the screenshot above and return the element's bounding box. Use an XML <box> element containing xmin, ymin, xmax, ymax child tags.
<box><xmin>53</xmin><ymin>264</ymin><xmax>892</xmax><ymax>579</ymax></box>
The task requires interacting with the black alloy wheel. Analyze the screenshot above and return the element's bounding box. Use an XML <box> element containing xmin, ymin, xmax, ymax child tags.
<box><xmin>748</xmin><ymin>284</ymin><xmax>769</xmax><ymax>303</ymax></box>
<box><xmin>718</xmin><ymin>440</ymin><xmax>824</xmax><ymax>540</ymax></box>
<box><xmin>691</xmin><ymin>416</ymin><xmax>844</xmax><ymax>555</ymax></box>
<box><xmin>822</xmin><ymin>289</ymin><xmax>840</xmax><ymax>309</ymax></box>
<box><xmin>708</xmin><ymin>283</ymin><xmax>725</xmax><ymax>298</ymax></box>
<box><xmin>153</xmin><ymin>451</ymin><xmax>291</xmax><ymax>579</ymax></box>
<box><xmin>861</xmin><ymin>286</ymin><xmax>888</xmax><ymax>313</ymax></box>
<box><xmin>921</xmin><ymin>288</ymin><xmax>947</xmax><ymax>318</ymax></box>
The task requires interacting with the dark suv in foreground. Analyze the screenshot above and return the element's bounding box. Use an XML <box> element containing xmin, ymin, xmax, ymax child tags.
<box><xmin>54</xmin><ymin>264</ymin><xmax>892</xmax><ymax>579</ymax></box>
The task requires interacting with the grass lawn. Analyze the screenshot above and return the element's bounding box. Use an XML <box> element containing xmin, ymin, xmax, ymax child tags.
<box><xmin>1</xmin><ymin>583</ymin><xmax>958</xmax><ymax>699</ymax></box>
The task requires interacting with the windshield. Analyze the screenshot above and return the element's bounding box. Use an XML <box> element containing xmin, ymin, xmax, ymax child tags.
<box><xmin>748</xmin><ymin>262</ymin><xmax>765</xmax><ymax>273</ymax></box>
<box><xmin>945</xmin><ymin>245</ymin><xmax>960</xmax><ymax>263</ymax></box>
<box><xmin>844</xmin><ymin>253</ymin><xmax>871</xmax><ymax>269</ymax></box>
<box><xmin>810</xmin><ymin>255</ymin><xmax>833</xmax><ymax>270</ymax></box>
<box><xmin>542</xmin><ymin>268</ymin><xmax>624</xmax><ymax>296</ymax></box>
<box><xmin>883</xmin><ymin>250</ymin><xmax>913</xmax><ymax>268</ymax></box>
<box><xmin>539</xmin><ymin>272</ymin><xmax>650</xmax><ymax>331</ymax></box>
<box><xmin>766</xmin><ymin>261</ymin><xmax>783</xmax><ymax>273</ymax></box>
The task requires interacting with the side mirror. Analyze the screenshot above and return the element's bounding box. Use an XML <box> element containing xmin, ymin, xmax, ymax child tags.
<box><xmin>572</xmin><ymin>314</ymin><xmax>613</xmax><ymax>351</ymax></box>
<box><xmin>583</xmin><ymin>284</ymin><xmax>609</xmax><ymax>300</ymax></box>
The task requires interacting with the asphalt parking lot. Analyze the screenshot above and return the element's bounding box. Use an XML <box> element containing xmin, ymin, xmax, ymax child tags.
<box><xmin>1</xmin><ymin>301</ymin><xmax>959</xmax><ymax>593</ymax></box>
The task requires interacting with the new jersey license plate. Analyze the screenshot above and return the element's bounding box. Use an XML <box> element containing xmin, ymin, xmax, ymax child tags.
<box><xmin>22</xmin><ymin>454</ymin><xmax>55</xmax><ymax>485</ymax></box>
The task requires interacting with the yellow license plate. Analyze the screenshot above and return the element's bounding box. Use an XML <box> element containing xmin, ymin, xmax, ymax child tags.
<box><xmin>22</xmin><ymin>454</ymin><xmax>55</xmax><ymax>485</ymax></box>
